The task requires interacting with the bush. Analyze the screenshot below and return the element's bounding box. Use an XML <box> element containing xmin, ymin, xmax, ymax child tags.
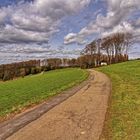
<box><xmin>3</xmin><ymin>71</ymin><xmax>11</xmax><ymax>81</ymax></box>
<box><xmin>20</xmin><ymin>68</ymin><xmax>26</xmax><ymax>78</ymax></box>
<box><xmin>41</xmin><ymin>66</ymin><xmax>48</xmax><ymax>71</ymax></box>
<box><xmin>31</xmin><ymin>67</ymin><xmax>36</xmax><ymax>74</ymax></box>
<box><xmin>14</xmin><ymin>69</ymin><xmax>20</xmax><ymax>77</ymax></box>
<box><xmin>35</xmin><ymin>67</ymin><xmax>42</xmax><ymax>73</ymax></box>
<box><xmin>25</xmin><ymin>68</ymin><xmax>31</xmax><ymax>75</ymax></box>
<box><xmin>0</xmin><ymin>72</ymin><xmax>4</xmax><ymax>80</ymax></box>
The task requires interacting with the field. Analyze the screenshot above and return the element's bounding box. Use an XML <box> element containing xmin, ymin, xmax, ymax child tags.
<box><xmin>0</xmin><ymin>68</ymin><xmax>88</xmax><ymax>119</ymax></box>
<box><xmin>97</xmin><ymin>60</ymin><xmax>140</xmax><ymax>140</ymax></box>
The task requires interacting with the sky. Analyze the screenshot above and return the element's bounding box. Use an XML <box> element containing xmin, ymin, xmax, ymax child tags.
<box><xmin>0</xmin><ymin>0</ymin><xmax>140</xmax><ymax>64</ymax></box>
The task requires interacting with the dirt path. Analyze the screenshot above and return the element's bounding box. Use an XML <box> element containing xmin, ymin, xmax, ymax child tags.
<box><xmin>6</xmin><ymin>70</ymin><xmax>111</xmax><ymax>140</ymax></box>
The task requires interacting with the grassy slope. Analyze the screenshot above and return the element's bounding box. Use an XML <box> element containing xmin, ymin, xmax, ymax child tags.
<box><xmin>97</xmin><ymin>60</ymin><xmax>140</xmax><ymax>140</ymax></box>
<box><xmin>0</xmin><ymin>68</ymin><xmax>88</xmax><ymax>118</ymax></box>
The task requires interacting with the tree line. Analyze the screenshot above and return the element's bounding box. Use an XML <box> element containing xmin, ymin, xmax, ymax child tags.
<box><xmin>41</xmin><ymin>32</ymin><xmax>133</xmax><ymax>69</ymax></box>
<box><xmin>0</xmin><ymin>60</ymin><xmax>41</xmax><ymax>81</ymax></box>
<box><xmin>0</xmin><ymin>32</ymin><xmax>132</xmax><ymax>81</ymax></box>
<box><xmin>0</xmin><ymin>58</ymin><xmax>78</xmax><ymax>81</ymax></box>
<box><xmin>79</xmin><ymin>32</ymin><xmax>132</xmax><ymax>68</ymax></box>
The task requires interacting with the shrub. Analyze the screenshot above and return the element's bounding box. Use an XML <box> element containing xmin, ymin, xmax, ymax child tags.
<box><xmin>0</xmin><ymin>72</ymin><xmax>4</xmax><ymax>80</ymax></box>
<box><xmin>20</xmin><ymin>68</ymin><xmax>26</xmax><ymax>78</ymax></box>
<box><xmin>31</xmin><ymin>67</ymin><xmax>36</xmax><ymax>74</ymax></box>
<box><xmin>25</xmin><ymin>68</ymin><xmax>31</xmax><ymax>75</ymax></box>
<box><xmin>3</xmin><ymin>70</ymin><xmax>11</xmax><ymax>81</ymax></box>
<box><xmin>35</xmin><ymin>67</ymin><xmax>42</xmax><ymax>73</ymax></box>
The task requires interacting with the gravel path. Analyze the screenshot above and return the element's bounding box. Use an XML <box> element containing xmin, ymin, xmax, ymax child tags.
<box><xmin>6</xmin><ymin>70</ymin><xmax>111</xmax><ymax>140</ymax></box>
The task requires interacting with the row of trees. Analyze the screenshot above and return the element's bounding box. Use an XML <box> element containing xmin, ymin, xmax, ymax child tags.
<box><xmin>0</xmin><ymin>60</ymin><xmax>40</xmax><ymax>81</ymax></box>
<box><xmin>0</xmin><ymin>32</ymin><xmax>133</xmax><ymax>81</ymax></box>
<box><xmin>41</xmin><ymin>58</ymin><xmax>78</xmax><ymax>70</ymax></box>
<box><xmin>80</xmin><ymin>32</ymin><xmax>133</xmax><ymax>68</ymax></box>
<box><xmin>0</xmin><ymin>58</ymin><xmax>79</xmax><ymax>81</ymax></box>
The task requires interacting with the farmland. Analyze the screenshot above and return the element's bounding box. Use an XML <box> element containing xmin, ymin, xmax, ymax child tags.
<box><xmin>97</xmin><ymin>60</ymin><xmax>140</xmax><ymax>140</ymax></box>
<box><xmin>0</xmin><ymin>68</ymin><xmax>88</xmax><ymax>120</ymax></box>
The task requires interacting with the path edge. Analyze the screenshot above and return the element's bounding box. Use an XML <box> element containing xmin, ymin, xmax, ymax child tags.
<box><xmin>99</xmin><ymin>71</ymin><xmax>112</xmax><ymax>140</ymax></box>
<box><xmin>0</xmin><ymin>70</ymin><xmax>93</xmax><ymax>140</ymax></box>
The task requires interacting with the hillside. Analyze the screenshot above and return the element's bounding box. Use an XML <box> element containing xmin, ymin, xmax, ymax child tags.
<box><xmin>0</xmin><ymin>68</ymin><xmax>88</xmax><ymax>121</ymax></box>
<box><xmin>97</xmin><ymin>60</ymin><xmax>140</xmax><ymax>140</ymax></box>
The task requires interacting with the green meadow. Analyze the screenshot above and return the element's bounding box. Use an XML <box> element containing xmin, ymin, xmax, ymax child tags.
<box><xmin>97</xmin><ymin>60</ymin><xmax>140</xmax><ymax>140</ymax></box>
<box><xmin>0</xmin><ymin>68</ymin><xmax>88</xmax><ymax>119</ymax></box>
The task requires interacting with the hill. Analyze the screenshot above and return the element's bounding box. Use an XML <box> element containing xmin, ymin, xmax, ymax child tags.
<box><xmin>97</xmin><ymin>60</ymin><xmax>140</xmax><ymax>140</ymax></box>
<box><xmin>0</xmin><ymin>68</ymin><xmax>88</xmax><ymax>121</ymax></box>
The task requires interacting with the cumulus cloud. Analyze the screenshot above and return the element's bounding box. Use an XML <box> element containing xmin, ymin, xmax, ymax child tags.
<box><xmin>64</xmin><ymin>33</ymin><xmax>77</xmax><ymax>44</ymax></box>
<box><xmin>0</xmin><ymin>43</ymin><xmax>82</xmax><ymax>64</ymax></box>
<box><xmin>133</xmin><ymin>18</ymin><xmax>140</xmax><ymax>28</ymax></box>
<box><xmin>0</xmin><ymin>0</ymin><xmax>92</xmax><ymax>64</ymax></box>
<box><xmin>0</xmin><ymin>25</ymin><xmax>50</xmax><ymax>44</ymax></box>
<box><xmin>64</xmin><ymin>0</ymin><xmax>140</xmax><ymax>44</ymax></box>
<box><xmin>102</xmin><ymin>22</ymin><xmax>134</xmax><ymax>37</ymax></box>
<box><xmin>0</xmin><ymin>0</ymin><xmax>91</xmax><ymax>44</ymax></box>
<box><xmin>0</xmin><ymin>9</ymin><xmax>7</xmax><ymax>25</ymax></box>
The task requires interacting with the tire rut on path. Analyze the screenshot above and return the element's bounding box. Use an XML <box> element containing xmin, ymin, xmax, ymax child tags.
<box><xmin>6</xmin><ymin>70</ymin><xmax>111</xmax><ymax>140</ymax></box>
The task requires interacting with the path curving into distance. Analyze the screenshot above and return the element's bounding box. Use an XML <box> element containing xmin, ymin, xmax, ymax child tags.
<box><xmin>5</xmin><ymin>70</ymin><xmax>111</xmax><ymax>140</ymax></box>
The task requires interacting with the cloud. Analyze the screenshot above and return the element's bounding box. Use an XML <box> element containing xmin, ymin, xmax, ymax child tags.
<box><xmin>0</xmin><ymin>0</ymin><xmax>92</xmax><ymax>64</ymax></box>
<box><xmin>0</xmin><ymin>25</ymin><xmax>50</xmax><ymax>44</ymax></box>
<box><xmin>0</xmin><ymin>0</ymin><xmax>91</xmax><ymax>44</ymax></box>
<box><xmin>0</xmin><ymin>43</ymin><xmax>82</xmax><ymax>64</ymax></box>
<box><xmin>102</xmin><ymin>22</ymin><xmax>134</xmax><ymax>37</ymax></box>
<box><xmin>0</xmin><ymin>13</ymin><xmax>5</xmax><ymax>25</ymax></box>
<box><xmin>64</xmin><ymin>33</ymin><xmax>77</xmax><ymax>44</ymax></box>
<box><xmin>133</xmin><ymin>18</ymin><xmax>140</xmax><ymax>28</ymax></box>
<box><xmin>64</xmin><ymin>0</ymin><xmax>140</xmax><ymax>44</ymax></box>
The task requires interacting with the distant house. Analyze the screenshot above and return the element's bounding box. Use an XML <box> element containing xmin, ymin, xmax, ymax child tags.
<box><xmin>101</xmin><ymin>62</ymin><xmax>107</xmax><ymax>66</ymax></box>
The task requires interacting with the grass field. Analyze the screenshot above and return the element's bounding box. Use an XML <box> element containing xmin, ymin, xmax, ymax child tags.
<box><xmin>0</xmin><ymin>68</ymin><xmax>88</xmax><ymax>119</ymax></box>
<box><xmin>97</xmin><ymin>60</ymin><xmax>140</xmax><ymax>140</ymax></box>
